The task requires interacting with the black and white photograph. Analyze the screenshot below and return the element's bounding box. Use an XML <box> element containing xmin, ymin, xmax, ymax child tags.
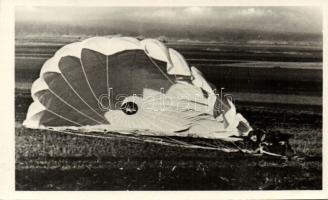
<box><xmin>8</xmin><ymin>0</ymin><xmax>325</xmax><ymax>194</ymax></box>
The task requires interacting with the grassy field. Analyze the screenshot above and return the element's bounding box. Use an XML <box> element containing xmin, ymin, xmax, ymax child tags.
<box><xmin>15</xmin><ymin>93</ymin><xmax>322</xmax><ymax>190</ymax></box>
<box><xmin>15</xmin><ymin>35</ymin><xmax>322</xmax><ymax>190</ymax></box>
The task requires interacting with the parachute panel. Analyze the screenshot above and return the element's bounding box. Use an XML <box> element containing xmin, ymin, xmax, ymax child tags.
<box><xmin>39</xmin><ymin>110</ymin><xmax>82</xmax><ymax>127</ymax></box>
<box><xmin>34</xmin><ymin>89</ymin><xmax>100</xmax><ymax>126</ymax></box>
<box><xmin>58</xmin><ymin>56</ymin><xmax>105</xmax><ymax>118</ymax></box>
<box><xmin>191</xmin><ymin>66</ymin><xmax>215</xmax><ymax>96</ymax></box>
<box><xmin>82</xmin><ymin>37</ymin><xmax>142</xmax><ymax>55</ymax></box>
<box><xmin>168</xmin><ymin>48</ymin><xmax>191</xmax><ymax>76</ymax></box>
<box><xmin>81</xmin><ymin>48</ymin><xmax>109</xmax><ymax>102</ymax></box>
<box><xmin>141</xmin><ymin>39</ymin><xmax>172</xmax><ymax>64</ymax></box>
<box><xmin>42</xmin><ymin>72</ymin><xmax>107</xmax><ymax>124</ymax></box>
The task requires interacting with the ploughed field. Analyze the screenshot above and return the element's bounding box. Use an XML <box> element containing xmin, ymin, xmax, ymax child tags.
<box><xmin>15</xmin><ymin>36</ymin><xmax>322</xmax><ymax>190</ymax></box>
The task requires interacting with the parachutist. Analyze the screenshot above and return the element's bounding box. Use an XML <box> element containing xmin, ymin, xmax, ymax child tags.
<box><xmin>244</xmin><ymin>129</ymin><xmax>294</xmax><ymax>157</ymax></box>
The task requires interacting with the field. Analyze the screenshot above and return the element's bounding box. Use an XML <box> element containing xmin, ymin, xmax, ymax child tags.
<box><xmin>15</xmin><ymin>35</ymin><xmax>322</xmax><ymax>190</ymax></box>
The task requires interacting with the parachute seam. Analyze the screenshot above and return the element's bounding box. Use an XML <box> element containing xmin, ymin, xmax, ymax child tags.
<box><xmin>48</xmin><ymin>129</ymin><xmax>241</xmax><ymax>153</ymax></box>
<box><xmin>106</xmin><ymin>56</ymin><xmax>110</xmax><ymax>110</ymax></box>
<box><xmin>43</xmin><ymin>107</ymin><xmax>83</xmax><ymax>126</ymax></box>
<box><xmin>145</xmin><ymin>54</ymin><xmax>175</xmax><ymax>85</ymax></box>
<box><xmin>60</xmin><ymin>72</ymin><xmax>108</xmax><ymax>122</ymax></box>
<box><xmin>79</xmin><ymin>58</ymin><xmax>100</xmax><ymax>104</ymax></box>
<box><xmin>47</xmin><ymin>87</ymin><xmax>103</xmax><ymax>125</ymax></box>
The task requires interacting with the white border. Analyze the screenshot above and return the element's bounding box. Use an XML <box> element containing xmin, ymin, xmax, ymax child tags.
<box><xmin>13</xmin><ymin>0</ymin><xmax>328</xmax><ymax>6</ymax></box>
<box><xmin>1</xmin><ymin>0</ymin><xmax>327</xmax><ymax>199</ymax></box>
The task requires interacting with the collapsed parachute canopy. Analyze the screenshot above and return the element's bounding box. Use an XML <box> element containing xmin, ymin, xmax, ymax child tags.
<box><xmin>24</xmin><ymin>37</ymin><xmax>252</xmax><ymax>140</ymax></box>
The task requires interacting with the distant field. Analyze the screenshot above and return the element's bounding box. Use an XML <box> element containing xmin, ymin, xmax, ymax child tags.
<box><xmin>15</xmin><ymin>36</ymin><xmax>322</xmax><ymax>97</ymax></box>
<box><xmin>15</xmin><ymin>35</ymin><xmax>322</xmax><ymax>190</ymax></box>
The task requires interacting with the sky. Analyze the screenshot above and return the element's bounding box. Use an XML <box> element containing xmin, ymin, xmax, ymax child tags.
<box><xmin>15</xmin><ymin>6</ymin><xmax>323</xmax><ymax>36</ymax></box>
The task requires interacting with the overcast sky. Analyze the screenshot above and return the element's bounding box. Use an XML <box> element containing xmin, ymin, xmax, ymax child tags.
<box><xmin>16</xmin><ymin>6</ymin><xmax>322</xmax><ymax>34</ymax></box>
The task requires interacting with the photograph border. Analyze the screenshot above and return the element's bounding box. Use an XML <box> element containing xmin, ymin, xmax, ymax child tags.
<box><xmin>1</xmin><ymin>0</ymin><xmax>327</xmax><ymax>199</ymax></box>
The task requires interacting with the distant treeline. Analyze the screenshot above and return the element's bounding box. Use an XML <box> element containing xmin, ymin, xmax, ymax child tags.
<box><xmin>15</xmin><ymin>21</ymin><xmax>322</xmax><ymax>45</ymax></box>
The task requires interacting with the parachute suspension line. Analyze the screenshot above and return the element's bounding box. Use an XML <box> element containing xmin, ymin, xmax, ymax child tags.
<box><xmin>47</xmin><ymin>87</ymin><xmax>103</xmax><ymax>125</ymax></box>
<box><xmin>146</xmin><ymin>54</ymin><xmax>175</xmax><ymax>85</ymax></box>
<box><xmin>60</xmin><ymin>73</ymin><xmax>108</xmax><ymax>122</ymax></box>
<box><xmin>228</xmin><ymin>141</ymin><xmax>246</xmax><ymax>153</ymax></box>
<box><xmin>49</xmin><ymin>129</ymin><xmax>127</xmax><ymax>141</ymax></box>
<box><xmin>162</xmin><ymin>136</ymin><xmax>237</xmax><ymax>152</ymax></box>
<box><xmin>79</xmin><ymin>59</ymin><xmax>100</xmax><ymax>103</ymax></box>
<box><xmin>163</xmin><ymin>136</ymin><xmax>193</xmax><ymax>146</ymax></box>
<box><xmin>43</xmin><ymin>108</ymin><xmax>83</xmax><ymax>127</ymax></box>
<box><xmin>219</xmin><ymin>99</ymin><xmax>232</xmax><ymax>111</ymax></box>
<box><xmin>45</xmin><ymin>129</ymin><xmax>286</xmax><ymax>158</ymax></box>
<box><xmin>106</xmin><ymin>56</ymin><xmax>110</xmax><ymax>111</ymax></box>
<box><xmin>48</xmin><ymin>128</ymin><xmax>240</xmax><ymax>153</ymax></box>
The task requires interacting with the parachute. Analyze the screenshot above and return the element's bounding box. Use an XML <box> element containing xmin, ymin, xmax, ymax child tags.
<box><xmin>23</xmin><ymin>36</ymin><xmax>253</xmax><ymax>144</ymax></box>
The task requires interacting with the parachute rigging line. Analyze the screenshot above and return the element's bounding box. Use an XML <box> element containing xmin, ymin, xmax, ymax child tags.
<box><xmin>46</xmin><ymin>128</ymin><xmax>242</xmax><ymax>153</ymax></box>
<box><xmin>79</xmin><ymin>59</ymin><xmax>100</xmax><ymax>103</ymax></box>
<box><xmin>60</xmin><ymin>72</ymin><xmax>107</xmax><ymax>121</ymax></box>
<box><xmin>47</xmin><ymin>86</ymin><xmax>103</xmax><ymax>124</ymax></box>
<box><xmin>145</xmin><ymin>53</ymin><xmax>175</xmax><ymax>85</ymax></box>
<box><xmin>42</xmin><ymin>108</ymin><xmax>83</xmax><ymax>127</ymax></box>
